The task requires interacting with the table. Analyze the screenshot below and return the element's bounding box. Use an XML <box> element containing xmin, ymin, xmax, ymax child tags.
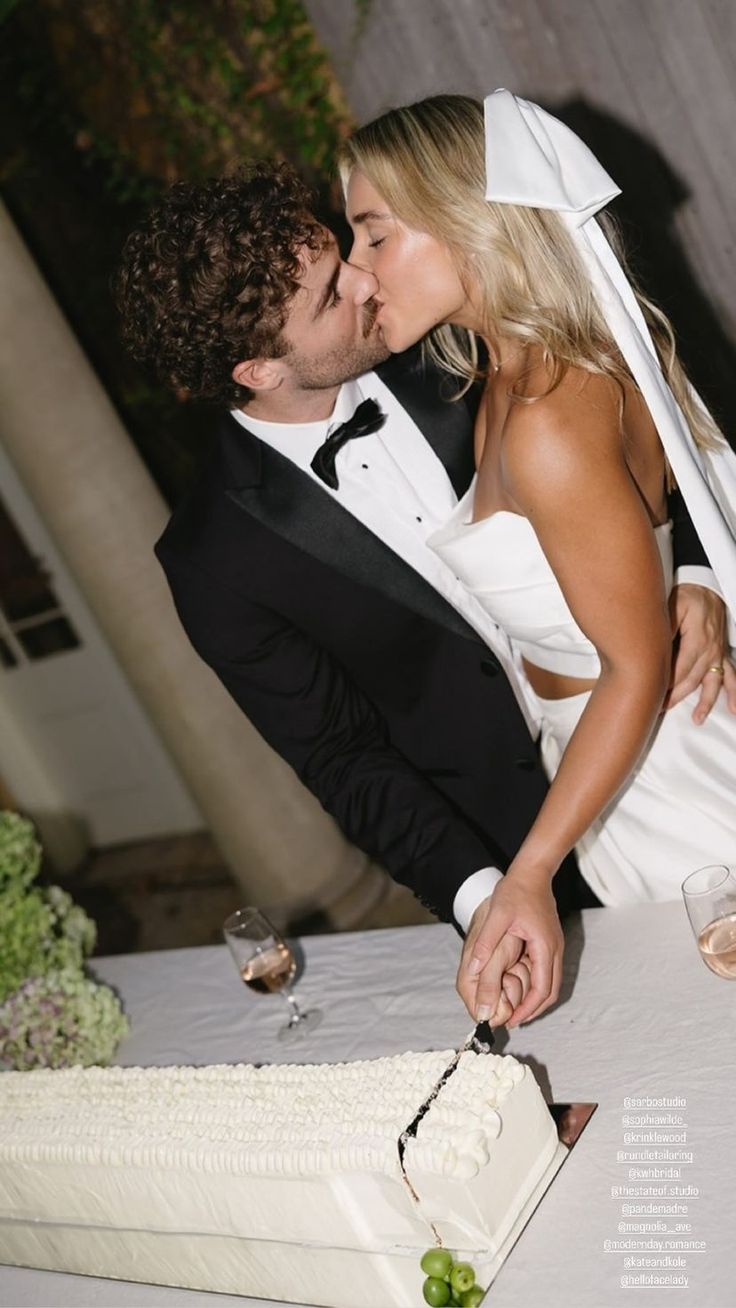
<box><xmin>1</xmin><ymin>902</ymin><xmax>733</xmax><ymax>1308</ymax></box>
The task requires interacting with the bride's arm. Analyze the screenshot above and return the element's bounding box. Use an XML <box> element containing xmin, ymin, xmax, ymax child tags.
<box><xmin>506</xmin><ymin>379</ymin><xmax>671</xmax><ymax>872</ymax></box>
<box><xmin>465</xmin><ymin>372</ymin><xmax>672</xmax><ymax>1026</ymax></box>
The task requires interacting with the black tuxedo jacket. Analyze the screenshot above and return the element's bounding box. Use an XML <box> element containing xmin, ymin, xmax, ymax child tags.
<box><xmin>156</xmin><ymin>350</ymin><xmax>708</xmax><ymax>925</ymax></box>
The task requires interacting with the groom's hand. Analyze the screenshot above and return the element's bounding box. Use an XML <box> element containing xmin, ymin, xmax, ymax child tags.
<box><xmin>667</xmin><ymin>584</ymin><xmax>736</xmax><ymax>721</ymax></box>
<box><xmin>457</xmin><ymin>876</ymin><xmax>563</xmax><ymax>1027</ymax></box>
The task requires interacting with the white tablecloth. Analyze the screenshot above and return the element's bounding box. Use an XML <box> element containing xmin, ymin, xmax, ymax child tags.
<box><xmin>1</xmin><ymin>901</ymin><xmax>733</xmax><ymax>1308</ymax></box>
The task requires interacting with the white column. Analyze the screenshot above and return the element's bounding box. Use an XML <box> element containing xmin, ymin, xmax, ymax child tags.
<box><xmin>0</xmin><ymin>201</ymin><xmax>383</xmax><ymax>926</ymax></box>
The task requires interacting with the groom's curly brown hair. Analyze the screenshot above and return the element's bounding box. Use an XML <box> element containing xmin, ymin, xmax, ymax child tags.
<box><xmin>115</xmin><ymin>162</ymin><xmax>326</xmax><ymax>406</ymax></box>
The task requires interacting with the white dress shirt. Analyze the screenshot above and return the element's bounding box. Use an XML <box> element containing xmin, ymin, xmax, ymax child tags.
<box><xmin>232</xmin><ymin>372</ymin><xmax>719</xmax><ymax>928</ymax></box>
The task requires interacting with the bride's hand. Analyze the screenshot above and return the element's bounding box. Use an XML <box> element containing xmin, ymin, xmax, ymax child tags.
<box><xmin>457</xmin><ymin>871</ymin><xmax>563</xmax><ymax>1028</ymax></box>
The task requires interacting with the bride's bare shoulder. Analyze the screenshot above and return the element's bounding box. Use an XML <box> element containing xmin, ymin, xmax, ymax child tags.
<box><xmin>505</xmin><ymin>363</ymin><xmax>623</xmax><ymax>449</ymax></box>
<box><xmin>502</xmin><ymin>364</ymin><xmax>627</xmax><ymax>505</ymax></box>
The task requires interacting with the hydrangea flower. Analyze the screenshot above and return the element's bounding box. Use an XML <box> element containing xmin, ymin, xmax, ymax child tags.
<box><xmin>0</xmin><ymin>970</ymin><xmax>129</xmax><ymax>1070</ymax></box>
<box><xmin>0</xmin><ymin>882</ymin><xmax>97</xmax><ymax>1004</ymax></box>
<box><xmin>0</xmin><ymin>811</ymin><xmax>42</xmax><ymax>894</ymax></box>
<box><xmin>0</xmin><ymin>811</ymin><xmax>127</xmax><ymax>1068</ymax></box>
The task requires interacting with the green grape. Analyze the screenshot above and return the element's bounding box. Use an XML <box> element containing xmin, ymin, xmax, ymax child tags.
<box><xmin>460</xmin><ymin>1286</ymin><xmax>486</xmax><ymax>1307</ymax></box>
<box><xmin>423</xmin><ymin>1276</ymin><xmax>452</xmax><ymax>1306</ymax></box>
<box><xmin>450</xmin><ymin>1263</ymin><xmax>476</xmax><ymax>1294</ymax></box>
<box><xmin>420</xmin><ymin>1248</ymin><xmax>453</xmax><ymax>1280</ymax></box>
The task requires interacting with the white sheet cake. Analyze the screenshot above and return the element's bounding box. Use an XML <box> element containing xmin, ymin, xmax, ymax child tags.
<box><xmin>0</xmin><ymin>1049</ymin><xmax>564</xmax><ymax>1307</ymax></box>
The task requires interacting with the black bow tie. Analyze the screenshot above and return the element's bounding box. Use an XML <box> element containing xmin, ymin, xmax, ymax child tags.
<box><xmin>310</xmin><ymin>398</ymin><xmax>387</xmax><ymax>490</ymax></box>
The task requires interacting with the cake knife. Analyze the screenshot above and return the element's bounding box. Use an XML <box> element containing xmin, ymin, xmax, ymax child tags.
<box><xmin>398</xmin><ymin>1020</ymin><xmax>495</xmax><ymax>1175</ymax></box>
<box><xmin>469</xmin><ymin>1019</ymin><xmax>495</xmax><ymax>1053</ymax></box>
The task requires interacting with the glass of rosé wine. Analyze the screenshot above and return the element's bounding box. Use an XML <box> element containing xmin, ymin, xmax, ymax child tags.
<box><xmin>223</xmin><ymin>906</ymin><xmax>323</xmax><ymax>1041</ymax></box>
<box><xmin>682</xmin><ymin>865</ymin><xmax>736</xmax><ymax>979</ymax></box>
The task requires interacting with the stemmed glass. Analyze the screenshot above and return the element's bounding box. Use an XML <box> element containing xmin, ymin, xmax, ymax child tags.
<box><xmin>223</xmin><ymin>906</ymin><xmax>323</xmax><ymax>1041</ymax></box>
<box><xmin>682</xmin><ymin>865</ymin><xmax>736</xmax><ymax>979</ymax></box>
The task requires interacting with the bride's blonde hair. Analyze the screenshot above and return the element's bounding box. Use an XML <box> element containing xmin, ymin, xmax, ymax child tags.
<box><xmin>338</xmin><ymin>94</ymin><xmax>721</xmax><ymax>452</ymax></box>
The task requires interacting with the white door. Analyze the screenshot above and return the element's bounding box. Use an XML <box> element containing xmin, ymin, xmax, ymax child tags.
<box><xmin>0</xmin><ymin>438</ymin><xmax>201</xmax><ymax>861</ymax></box>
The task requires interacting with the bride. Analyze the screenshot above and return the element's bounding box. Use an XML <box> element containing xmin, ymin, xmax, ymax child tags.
<box><xmin>339</xmin><ymin>90</ymin><xmax>736</xmax><ymax>1018</ymax></box>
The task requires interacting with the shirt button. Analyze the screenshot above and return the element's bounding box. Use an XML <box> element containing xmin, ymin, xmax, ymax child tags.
<box><xmin>416</xmin><ymin>515</ymin><xmax>423</xmax><ymax>523</ymax></box>
<box><xmin>480</xmin><ymin>655</ymin><xmax>501</xmax><ymax>676</ymax></box>
<box><xmin>362</xmin><ymin>463</ymin><xmax>369</xmax><ymax>469</ymax></box>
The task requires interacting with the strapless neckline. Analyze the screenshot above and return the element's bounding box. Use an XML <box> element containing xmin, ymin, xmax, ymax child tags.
<box><xmin>428</xmin><ymin>487</ymin><xmax>673</xmax><ymax>681</ymax></box>
<box><xmin>433</xmin><ymin>477</ymin><xmax>671</xmax><ymax>541</ymax></box>
<box><xmin>437</xmin><ymin>500</ymin><xmax>672</xmax><ymax>539</ymax></box>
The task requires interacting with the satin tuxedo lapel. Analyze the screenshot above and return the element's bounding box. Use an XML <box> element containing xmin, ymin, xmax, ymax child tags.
<box><xmin>377</xmin><ymin>355</ymin><xmax>477</xmax><ymax>499</ymax></box>
<box><xmin>221</xmin><ymin>390</ymin><xmax>483</xmax><ymax>645</ymax></box>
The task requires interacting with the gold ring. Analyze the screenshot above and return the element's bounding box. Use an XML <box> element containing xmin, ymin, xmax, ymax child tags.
<box><xmin>708</xmin><ymin>664</ymin><xmax>725</xmax><ymax>677</ymax></box>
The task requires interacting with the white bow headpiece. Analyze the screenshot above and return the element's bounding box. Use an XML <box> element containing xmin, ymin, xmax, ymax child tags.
<box><xmin>483</xmin><ymin>89</ymin><xmax>736</xmax><ymax>620</ymax></box>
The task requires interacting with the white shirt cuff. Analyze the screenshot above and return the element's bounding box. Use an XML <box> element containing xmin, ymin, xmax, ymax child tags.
<box><xmin>673</xmin><ymin>565</ymin><xmax>722</xmax><ymax>598</ymax></box>
<box><xmin>453</xmin><ymin>867</ymin><xmax>503</xmax><ymax>932</ymax></box>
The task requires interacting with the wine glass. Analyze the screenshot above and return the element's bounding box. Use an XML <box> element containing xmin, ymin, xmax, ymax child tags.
<box><xmin>223</xmin><ymin>906</ymin><xmax>323</xmax><ymax>1041</ymax></box>
<box><xmin>682</xmin><ymin>865</ymin><xmax>736</xmax><ymax>979</ymax></box>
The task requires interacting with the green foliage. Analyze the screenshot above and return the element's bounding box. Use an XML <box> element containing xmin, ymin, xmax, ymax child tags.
<box><xmin>0</xmin><ymin>0</ymin><xmax>23</xmax><ymax>24</ymax></box>
<box><xmin>28</xmin><ymin>0</ymin><xmax>354</xmax><ymax>189</ymax></box>
<box><xmin>0</xmin><ymin>970</ymin><xmax>129</xmax><ymax>1070</ymax></box>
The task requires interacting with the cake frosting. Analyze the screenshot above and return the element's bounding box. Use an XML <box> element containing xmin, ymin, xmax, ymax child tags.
<box><xmin>0</xmin><ymin>1049</ymin><xmax>564</xmax><ymax>1307</ymax></box>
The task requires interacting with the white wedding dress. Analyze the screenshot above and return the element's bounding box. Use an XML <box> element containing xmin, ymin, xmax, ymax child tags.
<box><xmin>429</xmin><ymin>485</ymin><xmax>736</xmax><ymax>905</ymax></box>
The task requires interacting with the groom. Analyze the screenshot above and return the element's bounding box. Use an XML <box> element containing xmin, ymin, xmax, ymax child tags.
<box><xmin>117</xmin><ymin>163</ymin><xmax>724</xmax><ymax>1026</ymax></box>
